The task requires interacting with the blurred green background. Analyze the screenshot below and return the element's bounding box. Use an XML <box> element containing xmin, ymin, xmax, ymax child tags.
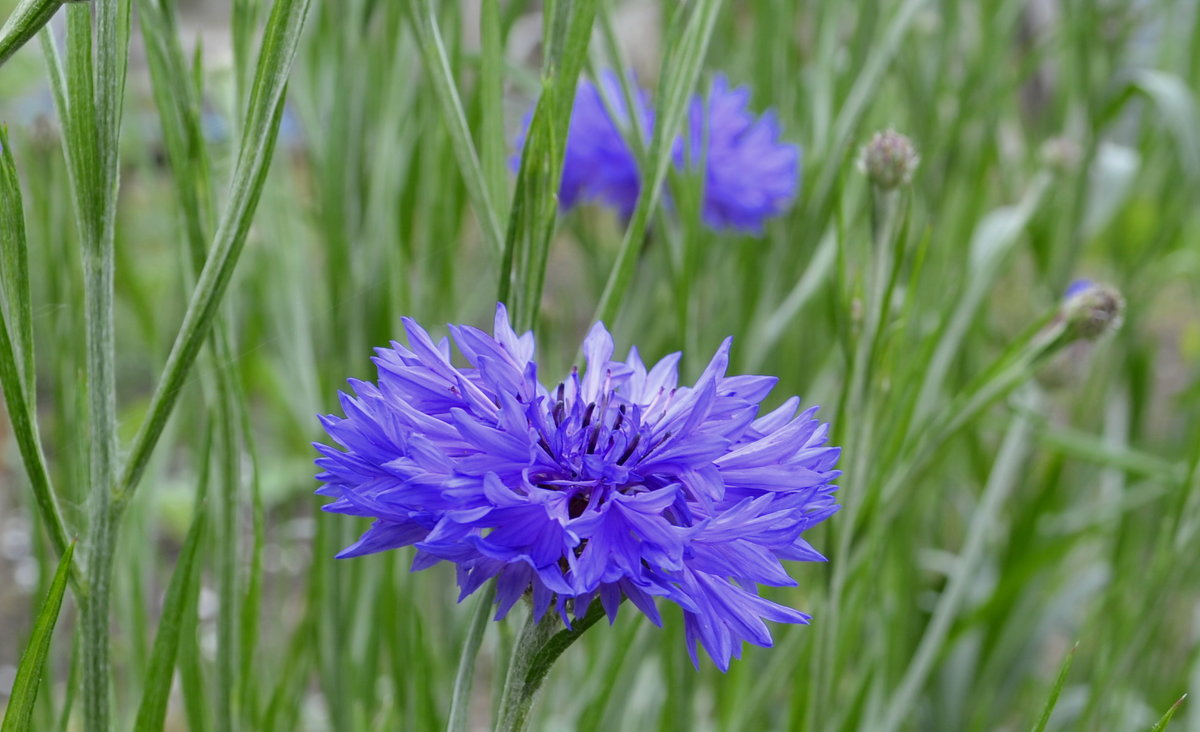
<box><xmin>1</xmin><ymin>0</ymin><xmax>1199</xmax><ymax>729</ymax></box>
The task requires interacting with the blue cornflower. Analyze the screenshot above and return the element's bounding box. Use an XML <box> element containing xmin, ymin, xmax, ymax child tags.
<box><xmin>680</xmin><ymin>75</ymin><xmax>801</xmax><ymax>233</ymax></box>
<box><xmin>315</xmin><ymin>305</ymin><xmax>840</xmax><ymax>670</ymax></box>
<box><xmin>515</xmin><ymin>71</ymin><xmax>653</xmax><ymax>218</ymax></box>
<box><xmin>516</xmin><ymin>72</ymin><xmax>799</xmax><ymax>234</ymax></box>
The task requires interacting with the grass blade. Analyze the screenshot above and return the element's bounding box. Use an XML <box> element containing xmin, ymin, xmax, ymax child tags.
<box><xmin>447</xmin><ymin>583</ymin><xmax>497</xmax><ymax>732</ymax></box>
<box><xmin>133</xmin><ymin>497</ymin><xmax>208</xmax><ymax>732</ymax></box>
<box><xmin>1151</xmin><ymin>695</ymin><xmax>1187</xmax><ymax>732</ymax></box>
<box><xmin>1030</xmin><ymin>643</ymin><xmax>1077</xmax><ymax>732</ymax></box>
<box><xmin>116</xmin><ymin>0</ymin><xmax>312</xmax><ymax>504</ymax></box>
<box><xmin>499</xmin><ymin>0</ymin><xmax>597</xmax><ymax>331</ymax></box>
<box><xmin>403</xmin><ymin>0</ymin><xmax>504</xmax><ymax>258</ymax></box>
<box><xmin>591</xmin><ymin>0</ymin><xmax>723</xmax><ymax>329</ymax></box>
<box><xmin>0</xmin><ymin>126</ymin><xmax>75</xmax><ymax>580</ymax></box>
<box><xmin>0</xmin><ymin>0</ymin><xmax>64</xmax><ymax>67</ymax></box>
<box><xmin>2</xmin><ymin>541</ymin><xmax>76</xmax><ymax>732</ymax></box>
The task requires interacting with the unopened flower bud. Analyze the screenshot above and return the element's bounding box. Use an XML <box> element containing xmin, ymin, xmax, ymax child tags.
<box><xmin>1062</xmin><ymin>279</ymin><xmax>1124</xmax><ymax>340</ymax></box>
<box><xmin>857</xmin><ymin>129</ymin><xmax>920</xmax><ymax>190</ymax></box>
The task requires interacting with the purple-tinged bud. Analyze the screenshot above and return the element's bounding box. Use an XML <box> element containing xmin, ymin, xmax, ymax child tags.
<box><xmin>1062</xmin><ymin>280</ymin><xmax>1124</xmax><ymax>340</ymax></box>
<box><xmin>857</xmin><ymin>129</ymin><xmax>919</xmax><ymax>190</ymax></box>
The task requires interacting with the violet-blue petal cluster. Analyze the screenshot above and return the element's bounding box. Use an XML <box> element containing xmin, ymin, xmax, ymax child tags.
<box><xmin>515</xmin><ymin>70</ymin><xmax>654</xmax><ymax>219</ymax></box>
<box><xmin>680</xmin><ymin>75</ymin><xmax>801</xmax><ymax>234</ymax></box>
<box><xmin>514</xmin><ymin>71</ymin><xmax>799</xmax><ymax>234</ymax></box>
<box><xmin>315</xmin><ymin>305</ymin><xmax>840</xmax><ymax>670</ymax></box>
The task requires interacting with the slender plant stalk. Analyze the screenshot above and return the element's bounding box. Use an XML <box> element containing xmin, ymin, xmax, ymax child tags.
<box><xmin>878</xmin><ymin>390</ymin><xmax>1040</xmax><ymax>731</ymax></box>
<box><xmin>590</xmin><ymin>0</ymin><xmax>723</xmax><ymax>329</ymax></box>
<box><xmin>446</xmin><ymin>583</ymin><xmax>497</xmax><ymax>732</ymax></box>
<box><xmin>57</xmin><ymin>0</ymin><xmax>132</xmax><ymax>724</ymax></box>
<box><xmin>811</xmin><ymin>185</ymin><xmax>905</xmax><ymax>726</ymax></box>
<box><xmin>496</xmin><ymin>602</ymin><xmax>606</xmax><ymax>732</ymax></box>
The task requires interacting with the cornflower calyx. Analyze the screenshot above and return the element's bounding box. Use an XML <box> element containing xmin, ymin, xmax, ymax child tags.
<box><xmin>1062</xmin><ymin>279</ymin><xmax>1125</xmax><ymax>341</ymax></box>
<box><xmin>858</xmin><ymin>129</ymin><xmax>920</xmax><ymax>190</ymax></box>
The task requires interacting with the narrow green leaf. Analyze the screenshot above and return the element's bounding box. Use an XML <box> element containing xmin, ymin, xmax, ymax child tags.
<box><xmin>1124</xmin><ymin>70</ymin><xmax>1200</xmax><ymax>178</ymax></box>
<box><xmin>2</xmin><ymin>542</ymin><xmax>76</xmax><ymax>732</ymax></box>
<box><xmin>0</xmin><ymin>126</ymin><xmax>35</xmax><ymax>389</ymax></box>
<box><xmin>501</xmin><ymin>0</ymin><xmax>596</xmax><ymax>332</ymax></box>
<box><xmin>591</xmin><ymin>0</ymin><xmax>723</xmax><ymax>329</ymax></box>
<box><xmin>0</xmin><ymin>126</ymin><xmax>76</xmax><ymax>586</ymax></box>
<box><xmin>1150</xmin><ymin>695</ymin><xmax>1187</xmax><ymax>732</ymax></box>
<box><xmin>479</xmin><ymin>0</ymin><xmax>507</xmax><ymax>222</ymax></box>
<box><xmin>117</xmin><ymin>0</ymin><xmax>312</xmax><ymax>504</ymax></box>
<box><xmin>912</xmin><ymin>172</ymin><xmax>1051</xmax><ymax>424</ymax></box>
<box><xmin>447</xmin><ymin>583</ymin><xmax>497</xmax><ymax>732</ymax></box>
<box><xmin>403</xmin><ymin>0</ymin><xmax>505</xmax><ymax>257</ymax></box>
<box><xmin>1030</xmin><ymin>643</ymin><xmax>1077</xmax><ymax>732</ymax></box>
<box><xmin>236</xmin><ymin>389</ymin><xmax>265</xmax><ymax>725</ymax></box>
<box><xmin>133</xmin><ymin>499</ymin><xmax>208</xmax><ymax>732</ymax></box>
<box><xmin>0</xmin><ymin>0</ymin><xmax>64</xmax><ymax>67</ymax></box>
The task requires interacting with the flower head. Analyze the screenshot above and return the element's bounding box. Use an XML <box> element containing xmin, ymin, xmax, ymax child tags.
<box><xmin>1062</xmin><ymin>279</ymin><xmax>1125</xmax><ymax>340</ymax></box>
<box><xmin>681</xmin><ymin>75</ymin><xmax>801</xmax><ymax>233</ymax></box>
<box><xmin>857</xmin><ymin>129</ymin><xmax>920</xmax><ymax>190</ymax></box>
<box><xmin>515</xmin><ymin>71</ymin><xmax>800</xmax><ymax>234</ymax></box>
<box><xmin>315</xmin><ymin>305</ymin><xmax>840</xmax><ymax>670</ymax></box>
<box><xmin>514</xmin><ymin>71</ymin><xmax>652</xmax><ymax>218</ymax></box>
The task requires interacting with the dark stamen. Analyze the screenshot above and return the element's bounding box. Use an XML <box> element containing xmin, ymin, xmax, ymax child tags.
<box><xmin>617</xmin><ymin>434</ymin><xmax>641</xmax><ymax>465</ymax></box>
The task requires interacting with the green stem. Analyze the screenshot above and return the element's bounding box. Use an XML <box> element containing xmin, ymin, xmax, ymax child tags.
<box><xmin>81</xmin><ymin>508</ymin><xmax>116</xmax><ymax>730</ymax></box>
<box><xmin>495</xmin><ymin>601</ymin><xmax>605</xmax><ymax>732</ymax></box>
<box><xmin>878</xmin><ymin>389</ymin><xmax>1040</xmax><ymax>731</ymax></box>
<box><xmin>446</xmin><ymin>583</ymin><xmax>497</xmax><ymax>732</ymax></box>
<box><xmin>812</xmin><ymin>185</ymin><xmax>903</xmax><ymax>725</ymax></box>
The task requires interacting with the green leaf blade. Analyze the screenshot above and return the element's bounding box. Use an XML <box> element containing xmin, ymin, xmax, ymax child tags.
<box><xmin>2</xmin><ymin>541</ymin><xmax>76</xmax><ymax>732</ymax></box>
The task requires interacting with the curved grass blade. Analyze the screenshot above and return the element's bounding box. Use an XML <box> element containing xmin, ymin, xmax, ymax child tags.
<box><xmin>446</xmin><ymin>583</ymin><xmax>497</xmax><ymax>732</ymax></box>
<box><xmin>0</xmin><ymin>0</ymin><xmax>65</xmax><ymax>67</ymax></box>
<box><xmin>0</xmin><ymin>127</ymin><xmax>76</xmax><ymax>582</ymax></box>
<box><xmin>1030</xmin><ymin>642</ymin><xmax>1077</xmax><ymax>732</ymax></box>
<box><xmin>1151</xmin><ymin>695</ymin><xmax>1187</xmax><ymax>732</ymax></box>
<box><xmin>2</xmin><ymin>541</ymin><xmax>76</xmax><ymax>732</ymax></box>
<box><xmin>116</xmin><ymin>0</ymin><xmax>313</xmax><ymax>505</ymax></box>
<box><xmin>133</xmin><ymin>498</ymin><xmax>208</xmax><ymax>732</ymax></box>
<box><xmin>402</xmin><ymin>0</ymin><xmax>504</xmax><ymax>258</ymax></box>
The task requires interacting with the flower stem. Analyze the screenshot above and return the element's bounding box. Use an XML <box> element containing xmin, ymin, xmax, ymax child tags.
<box><xmin>495</xmin><ymin>601</ymin><xmax>605</xmax><ymax>732</ymax></box>
<box><xmin>446</xmin><ymin>583</ymin><xmax>496</xmax><ymax>732</ymax></box>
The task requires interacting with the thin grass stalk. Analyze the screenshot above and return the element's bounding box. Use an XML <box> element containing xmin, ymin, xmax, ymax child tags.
<box><xmin>812</xmin><ymin>186</ymin><xmax>905</xmax><ymax>724</ymax></box>
<box><xmin>446</xmin><ymin>583</ymin><xmax>497</xmax><ymax>732</ymax></box>
<box><xmin>56</xmin><ymin>0</ymin><xmax>132</xmax><ymax>723</ymax></box>
<box><xmin>590</xmin><ymin>0</ymin><xmax>723</xmax><ymax>330</ymax></box>
<box><xmin>116</xmin><ymin>0</ymin><xmax>313</xmax><ymax>504</ymax></box>
<box><xmin>878</xmin><ymin>390</ymin><xmax>1040</xmax><ymax>731</ymax></box>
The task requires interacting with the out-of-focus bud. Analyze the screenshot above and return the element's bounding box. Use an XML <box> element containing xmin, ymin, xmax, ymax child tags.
<box><xmin>1062</xmin><ymin>279</ymin><xmax>1125</xmax><ymax>341</ymax></box>
<box><xmin>857</xmin><ymin>129</ymin><xmax>920</xmax><ymax>190</ymax></box>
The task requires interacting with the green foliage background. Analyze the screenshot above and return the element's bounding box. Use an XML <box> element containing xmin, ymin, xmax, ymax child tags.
<box><xmin>0</xmin><ymin>0</ymin><xmax>1199</xmax><ymax>729</ymax></box>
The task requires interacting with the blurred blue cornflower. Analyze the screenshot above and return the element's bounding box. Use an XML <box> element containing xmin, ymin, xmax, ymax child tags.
<box><xmin>315</xmin><ymin>305</ymin><xmax>840</xmax><ymax>670</ymax></box>
<box><xmin>678</xmin><ymin>74</ymin><xmax>801</xmax><ymax>233</ymax></box>
<box><xmin>516</xmin><ymin>70</ymin><xmax>654</xmax><ymax>218</ymax></box>
<box><xmin>514</xmin><ymin>71</ymin><xmax>799</xmax><ymax>234</ymax></box>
